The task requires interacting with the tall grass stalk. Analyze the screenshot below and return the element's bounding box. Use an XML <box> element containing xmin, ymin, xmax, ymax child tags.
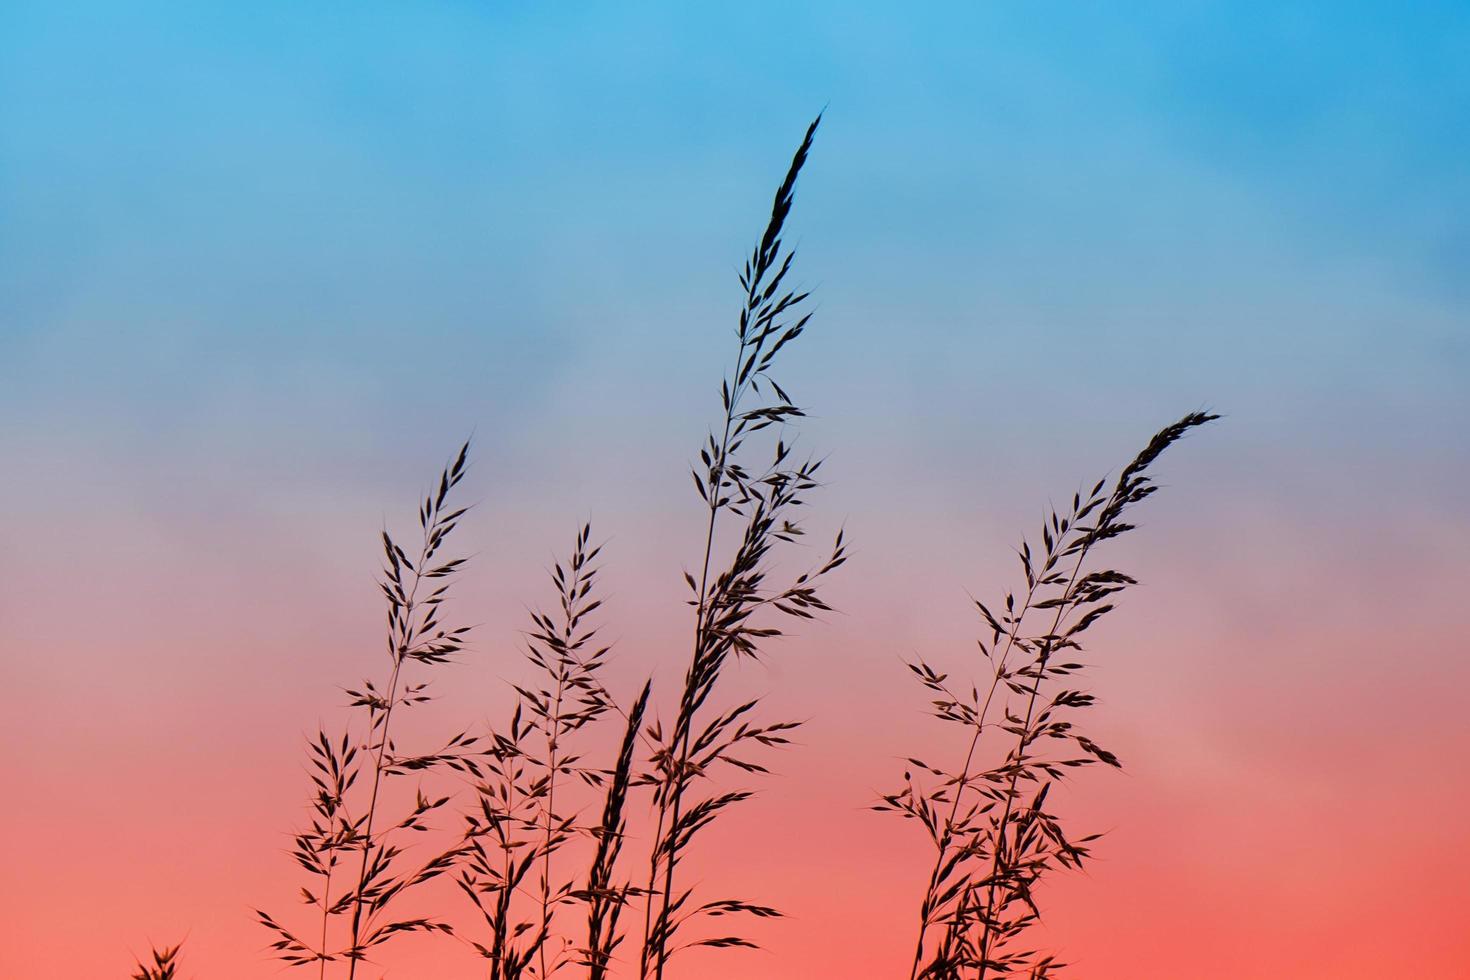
<box><xmin>579</xmin><ymin>681</ymin><xmax>652</xmax><ymax>979</ymax></box>
<box><xmin>258</xmin><ymin>444</ymin><xmax>482</xmax><ymax>975</ymax></box>
<box><xmin>883</xmin><ymin>412</ymin><xmax>1216</xmax><ymax>980</ymax></box>
<box><xmin>636</xmin><ymin>113</ymin><xmax>846</xmax><ymax>979</ymax></box>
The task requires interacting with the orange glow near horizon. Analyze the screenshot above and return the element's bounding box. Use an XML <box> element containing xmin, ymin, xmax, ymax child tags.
<box><xmin>4</xmin><ymin>495</ymin><xmax>1468</xmax><ymax>977</ymax></box>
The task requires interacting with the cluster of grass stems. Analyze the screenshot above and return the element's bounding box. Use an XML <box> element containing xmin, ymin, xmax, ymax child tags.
<box><xmin>249</xmin><ymin>114</ymin><xmax>844</xmax><ymax>980</ymax></box>
<box><xmin>136</xmin><ymin>117</ymin><xmax>1212</xmax><ymax>979</ymax></box>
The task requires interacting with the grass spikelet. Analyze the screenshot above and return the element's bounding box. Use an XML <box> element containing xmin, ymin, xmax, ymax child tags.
<box><xmin>131</xmin><ymin>943</ymin><xmax>183</xmax><ymax>980</ymax></box>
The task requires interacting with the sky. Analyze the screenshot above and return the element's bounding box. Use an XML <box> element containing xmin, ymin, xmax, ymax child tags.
<box><xmin>2</xmin><ymin>2</ymin><xmax>1468</xmax><ymax>978</ymax></box>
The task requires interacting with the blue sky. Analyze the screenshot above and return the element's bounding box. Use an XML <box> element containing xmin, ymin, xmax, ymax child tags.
<box><xmin>2</xmin><ymin>0</ymin><xmax>1467</xmax><ymax>552</ymax></box>
<box><xmin>2</xmin><ymin>4</ymin><xmax>1465</xmax><ymax>633</ymax></box>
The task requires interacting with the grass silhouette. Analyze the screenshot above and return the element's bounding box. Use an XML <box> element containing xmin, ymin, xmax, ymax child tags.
<box><xmin>131</xmin><ymin>944</ymin><xmax>184</xmax><ymax>980</ymax></box>
<box><xmin>882</xmin><ymin>413</ymin><xmax>1216</xmax><ymax>980</ymax></box>
<box><xmin>138</xmin><ymin>118</ymin><xmax>1211</xmax><ymax>979</ymax></box>
<box><xmin>257</xmin><ymin>445</ymin><xmax>479</xmax><ymax>973</ymax></box>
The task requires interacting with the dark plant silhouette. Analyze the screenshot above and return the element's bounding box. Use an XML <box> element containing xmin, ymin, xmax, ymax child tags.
<box><xmin>124</xmin><ymin>115</ymin><xmax>1219</xmax><ymax>980</ymax></box>
<box><xmin>635</xmin><ymin>113</ymin><xmax>846</xmax><ymax>980</ymax></box>
<box><xmin>578</xmin><ymin>680</ymin><xmax>652</xmax><ymax>980</ymax></box>
<box><xmin>257</xmin><ymin>445</ymin><xmax>482</xmax><ymax>976</ymax></box>
<box><xmin>455</xmin><ymin>524</ymin><xmax>632</xmax><ymax>979</ymax></box>
<box><xmin>882</xmin><ymin>412</ymin><xmax>1217</xmax><ymax>980</ymax></box>
<box><xmin>131</xmin><ymin>943</ymin><xmax>184</xmax><ymax>980</ymax></box>
<box><xmin>442</xmin><ymin>116</ymin><xmax>843</xmax><ymax>980</ymax></box>
<box><xmin>245</xmin><ymin>115</ymin><xmax>843</xmax><ymax>980</ymax></box>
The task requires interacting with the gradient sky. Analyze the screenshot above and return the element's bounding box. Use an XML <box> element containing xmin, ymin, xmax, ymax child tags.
<box><xmin>2</xmin><ymin>3</ymin><xmax>1468</xmax><ymax>978</ymax></box>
